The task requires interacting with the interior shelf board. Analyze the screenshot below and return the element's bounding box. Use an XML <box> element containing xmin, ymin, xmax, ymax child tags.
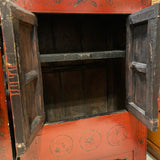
<box><xmin>40</xmin><ymin>50</ymin><xmax>125</xmax><ymax>63</ymax></box>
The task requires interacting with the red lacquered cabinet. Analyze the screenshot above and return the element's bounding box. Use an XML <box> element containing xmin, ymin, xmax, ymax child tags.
<box><xmin>0</xmin><ymin>0</ymin><xmax>160</xmax><ymax>159</ymax></box>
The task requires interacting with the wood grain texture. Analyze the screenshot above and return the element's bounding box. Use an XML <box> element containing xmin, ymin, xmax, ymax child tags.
<box><xmin>38</xmin><ymin>14</ymin><xmax>126</xmax><ymax>123</ymax></box>
<box><xmin>42</xmin><ymin>59</ymin><xmax>125</xmax><ymax>123</ymax></box>
<box><xmin>0</xmin><ymin>1</ymin><xmax>45</xmax><ymax>156</ymax></box>
<box><xmin>37</xmin><ymin>14</ymin><xmax>126</xmax><ymax>54</ymax></box>
<box><xmin>40</xmin><ymin>51</ymin><xmax>125</xmax><ymax>63</ymax></box>
<box><xmin>126</xmin><ymin>4</ymin><xmax>160</xmax><ymax>131</ymax></box>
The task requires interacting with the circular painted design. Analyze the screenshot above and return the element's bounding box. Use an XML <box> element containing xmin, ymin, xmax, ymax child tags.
<box><xmin>80</xmin><ymin>129</ymin><xmax>101</xmax><ymax>152</ymax></box>
<box><xmin>107</xmin><ymin>125</ymin><xmax>127</xmax><ymax>146</ymax></box>
<box><xmin>49</xmin><ymin>135</ymin><xmax>73</xmax><ymax>157</ymax></box>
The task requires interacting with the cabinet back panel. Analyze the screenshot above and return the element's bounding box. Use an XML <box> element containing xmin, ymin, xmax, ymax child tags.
<box><xmin>42</xmin><ymin>59</ymin><xmax>125</xmax><ymax>123</ymax></box>
<box><xmin>37</xmin><ymin>14</ymin><xmax>127</xmax><ymax>53</ymax></box>
<box><xmin>37</xmin><ymin>14</ymin><xmax>126</xmax><ymax>122</ymax></box>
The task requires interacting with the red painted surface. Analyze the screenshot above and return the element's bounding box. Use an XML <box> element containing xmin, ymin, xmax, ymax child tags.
<box><xmin>13</xmin><ymin>0</ymin><xmax>151</xmax><ymax>14</ymax></box>
<box><xmin>21</xmin><ymin>112</ymin><xmax>146</xmax><ymax>160</ymax></box>
<box><xmin>6</xmin><ymin>65</ymin><xmax>20</xmax><ymax>96</ymax></box>
<box><xmin>1</xmin><ymin>2</ymin><xmax>149</xmax><ymax>159</ymax></box>
<box><xmin>0</xmin><ymin>51</ymin><xmax>13</xmax><ymax>160</ymax></box>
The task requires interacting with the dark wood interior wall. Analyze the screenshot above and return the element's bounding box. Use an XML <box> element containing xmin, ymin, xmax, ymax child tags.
<box><xmin>37</xmin><ymin>14</ymin><xmax>126</xmax><ymax>122</ymax></box>
<box><xmin>37</xmin><ymin>14</ymin><xmax>126</xmax><ymax>53</ymax></box>
<box><xmin>42</xmin><ymin>59</ymin><xmax>125</xmax><ymax>122</ymax></box>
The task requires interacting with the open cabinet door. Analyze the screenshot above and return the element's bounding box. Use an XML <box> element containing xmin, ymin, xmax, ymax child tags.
<box><xmin>126</xmin><ymin>4</ymin><xmax>160</xmax><ymax>132</ymax></box>
<box><xmin>0</xmin><ymin>1</ymin><xmax>45</xmax><ymax>156</ymax></box>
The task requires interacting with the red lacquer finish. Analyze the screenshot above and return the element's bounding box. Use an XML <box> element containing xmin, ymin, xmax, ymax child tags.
<box><xmin>13</xmin><ymin>0</ymin><xmax>151</xmax><ymax>14</ymax></box>
<box><xmin>0</xmin><ymin>51</ymin><xmax>12</xmax><ymax>160</ymax></box>
<box><xmin>21</xmin><ymin>112</ymin><xmax>146</xmax><ymax>160</ymax></box>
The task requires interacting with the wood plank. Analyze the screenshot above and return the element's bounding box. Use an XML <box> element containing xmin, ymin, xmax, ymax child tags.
<box><xmin>2</xmin><ymin>1</ymin><xmax>37</xmax><ymax>25</ymax></box>
<box><xmin>40</xmin><ymin>50</ymin><xmax>125</xmax><ymax>63</ymax></box>
<box><xmin>129</xmin><ymin>4</ymin><xmax>159</xmax><ymax>25</ymax></box>
<box><xmin>42</xmin><ymin>72</ymin><xmax>64</xmax><ymax>122</ymax></box>
<box><xmin>37</xmin><ymin>14</ymin><xmax>126</xmax><ymax>55</ymax></box>
<box><xmin>84</xmin><ymin>67</ymin><xmax>107</xmax><ymax>115</ymax></box>
<box><xmin>130</xmin><ymin>61</ymin><xmax>147</xmax><ymax>73</ymax></box>
<box><xmin>42</xmin><ymin>58</ymin><xmax>125</xmax><ymax>123</ymax></box>
<box><xmin>61</xmin><ymin>69</ymin><xmax>85</xmax><ymax>120</ymax></box>
<box><xmin>25</xmin><ymin>70</ymin><xmax>38</xmax><ymax>85</ymax></box>
<box><xmin>107</xmin><ymin>59</ymin><xmax>125</xmax><ymax>112</ymax></box>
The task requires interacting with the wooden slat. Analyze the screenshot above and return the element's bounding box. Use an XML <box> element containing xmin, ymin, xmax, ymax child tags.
<box><xmin>9</xmin><ymin>1</ymin><xmax>37</xmax><ymax>25</ymax></box>
<box><xmin>25</xmin><ymin>70</ymin><xmax>38</xmax><ymax>85</ymax></box>
<box><xmin>130</xmin><ymin>61</ymin><xmax>147</xmax><ymax>73</ymax></box>
<box><xmin>129</xmin><ymin>4</ymin><xmax>159</xmax><ymax>25</ymax></box>
<box><xmin>40</xmin><ymin>50</ymin><xmax>125</xmax><ymax>63</ymax></box>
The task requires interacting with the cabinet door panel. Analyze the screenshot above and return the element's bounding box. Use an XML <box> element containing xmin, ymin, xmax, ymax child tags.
<box><xmin>126</xmin><ymin>4</ymin><xmax>160</xmax><ymax>131</ymax></box>
<box><xmin>0</xmin><ymin>1</ymin><xmax>45</xmax><ymax>156</ymax></box>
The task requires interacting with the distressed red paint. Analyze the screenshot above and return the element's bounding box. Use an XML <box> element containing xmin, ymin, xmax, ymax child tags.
<box><xmin>13</xmin><ymin>0</ymin><xmax>151</xmax><ymax>13</ymax></box>
<box><xmin>0</xmin><ymin>50</ymin><xmax>12</xmax><ymax>160</ymax></box>
<box><xmin>0</xmin><ymin>1</ymin><xmax>151</xmax><ymax>159</ymax></box>
<box><xmin>21</xmin><ymin>112</ymin><xmax>146</xmax><ymax>160</ymax></box>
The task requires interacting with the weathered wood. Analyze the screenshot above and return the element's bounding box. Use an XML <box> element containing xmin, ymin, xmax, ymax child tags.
<box><xmin>25</xmin><ymin>70</ymin><xmax>38</xmax><ymax>85</ymax></box>
<box><xmin>38</xmin><ymin>14</ymin><xmax>126</xmax><ymax>123</ymax></box>
<box><xmin>126</xmin><ymin>4</ymin><xmax>160</xmax><ymax>131</ymax></box>
<box><xmin>40</xmin><ymin>51</ymin><xmax>125</xmax><ymax>63</ymax></box>
<box><xmin>0</xmin><ymin>1</ymin><xmax>45</xmax><ymax>156</ymax></box>
<box><xmin>9</xmin><ymin>1</ymin><xmax>37</xmax><ymax>25</ymax></box>
<box><xmin>84</xmin><ymin>67</ymin><xmax>107</xmax><ymax>115</ymax></box>
<box><xmin>129</xmin><ymin>3</ymin><xmax>159</xmax><ymax>25</ymax></box>
<box><xmin>42</xmin><ymin>59</ymin><xmax>125</xmax><ymax>123</ymax></box>
<box><xmin>130</xmin><ymin>61</ymin><xmax>147</xmax><ymax>73</ymax></box>
<box><xmin>61</xmin><ymin>70</ymin><xmax>85</xmax><ymax>119</ymax></box>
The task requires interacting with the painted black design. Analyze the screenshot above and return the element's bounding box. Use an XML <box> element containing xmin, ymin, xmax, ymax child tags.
<box><xmin>74</xmin><ymin>0</ymin><xmax>84</xmax><ymax>7</ymax></box>
<box><xmin>105</xmin><ymin>0</ymin><xmax>113</xmax><ymax>6</ymax></box>
<box><xmin>107</xmin><ymin>125</ymin><xmax>127</xmax><ymax>146</ymax></box>
<box><xmin>90</xmin><ymin>1</ymin><xmax>97</xmax><ymax>7</ymax></box>
<box><xmin>74</xmin><ymin>0</ymin><xmax>97</xmax><ymax>7</ymax></box>
<box><xmin>80</xmin><ymin>129</ymin><xmax>101</xmax><ymax>152</ymax></box>
<box><xmin>49</xmin><ymin>135</ymin><xmax>73</xmax><ymax>157</ymax></box>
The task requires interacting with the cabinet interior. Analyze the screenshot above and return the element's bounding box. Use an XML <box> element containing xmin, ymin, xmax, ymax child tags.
<box><xmin>38</xmin><ymin>14</ymin><xmax>127</xmax><ymax>123</ymax></box>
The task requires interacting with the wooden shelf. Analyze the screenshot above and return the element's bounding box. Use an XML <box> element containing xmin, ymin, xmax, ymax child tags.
<box><xmin>40</xmin><ymin>50</ymin><xmax>125</xmax><ymax>63</ymax></box>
